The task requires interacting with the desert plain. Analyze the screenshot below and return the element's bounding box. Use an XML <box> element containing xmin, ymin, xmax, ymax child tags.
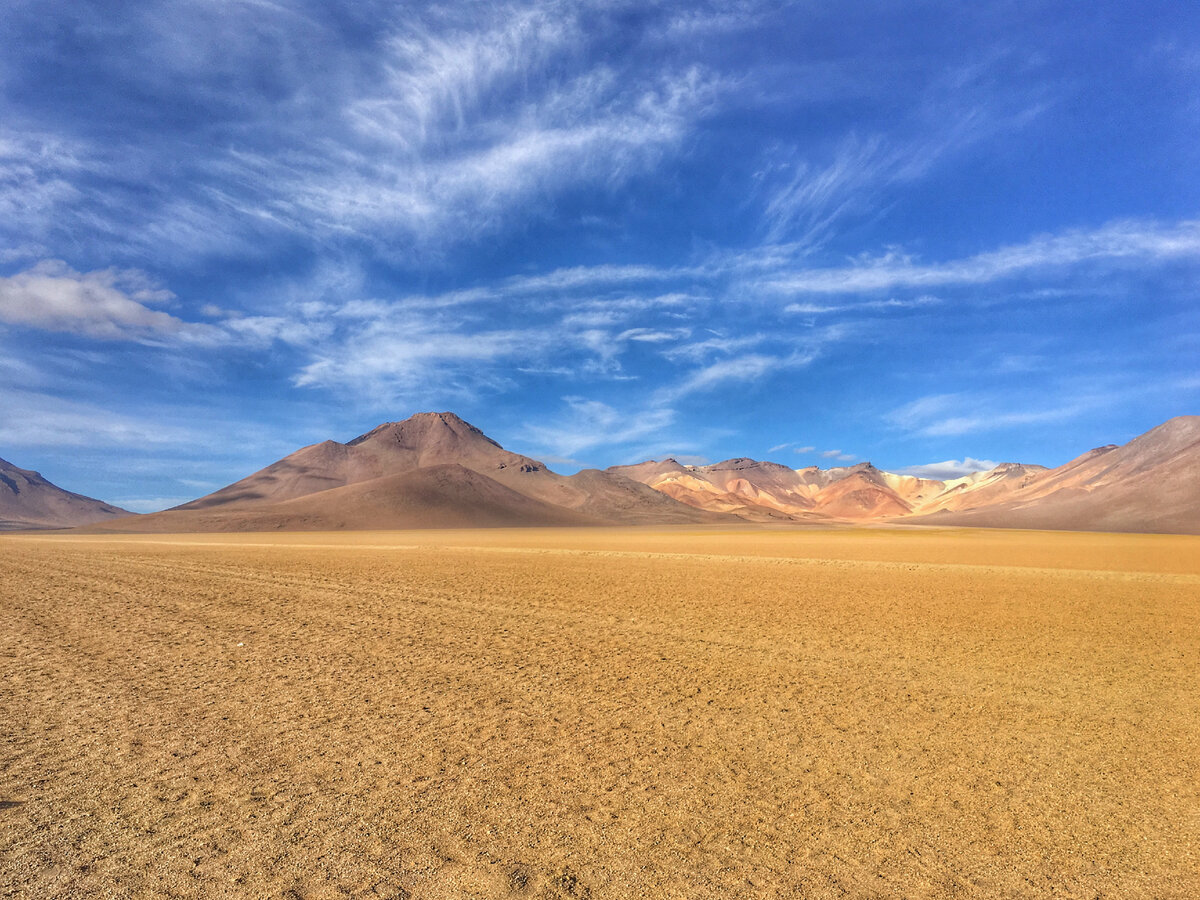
<box><xmin>1</xmin><ymin>526</ymin><xmax>1198</xmax><ymax>899</ymax></box>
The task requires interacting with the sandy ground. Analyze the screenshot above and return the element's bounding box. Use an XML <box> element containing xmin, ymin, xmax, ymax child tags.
<box><xmin>1</xmin><ymin>527</ymin><xmax>1197</xmax><ymax>898</ymax></box>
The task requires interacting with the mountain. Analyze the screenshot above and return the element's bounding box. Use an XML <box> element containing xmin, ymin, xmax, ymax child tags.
<box><xmin>609</xmin><ymin>458</ymin><xmax>819</xmax><ymax>521</ymax></box>
<box><xmin>902</xmin><ymin>416</ymin><xmax>1200</xmax><ymax>533</ymax></box>
<box><xmin>0</xmin><ymin>456</ymin><xmax>130</xmax><ymax>530</ymax></box>
<box><xmin>609</xmin><ymin>458</ymin><xmax>968</xmax><ymax>521</ymax></box>
<box><xmin>611</xmin><ymin>416</ymin><xmax>1199</xmax><ymax>534</ymax></box>
<box><xmin>97</xmin><ymin>412</ymin><xmax>718</xmax><ymax>532</ymax></box>
<box><xmin>111</xmin><ymin>465</ymin><xmax>600</xmax><ymax>533</ymax></box>
<box><xmin>66</xmin><ymin>412</ymin><xmax>1200</xmax><ymax>535</ymax></box>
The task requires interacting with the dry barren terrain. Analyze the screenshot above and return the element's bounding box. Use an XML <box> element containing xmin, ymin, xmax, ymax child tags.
<box><xmin>2</xmin><ymin>527</ymin><xmax>1198</xmax><ymax>898</ymax></box>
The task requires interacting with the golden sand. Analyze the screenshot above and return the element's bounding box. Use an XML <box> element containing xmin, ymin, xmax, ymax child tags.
<box><xmin>2</xmin><ymin>527</ymin><xmax>1197</xmax><ymax>898</ymax></box>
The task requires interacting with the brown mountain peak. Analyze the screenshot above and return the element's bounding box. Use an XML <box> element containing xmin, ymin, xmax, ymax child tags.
<box><xmin>1123</xmin><ymin>415</ymin><xmax>1200</xmax><ymax>456</ymax></box>
<box><xmin>990</xmin><ymin>462</ymin><xmax>1045</xmax><ymax>474</ymax></box>
<box><xmin>348</xmin><ymin>411</ymin><xmax>502</xmax><ymax>451</ymax></box>
<box><xmin>709</xmin><ymin>457</ymin><xmax>790</xmax><ymax>472</ymax></box>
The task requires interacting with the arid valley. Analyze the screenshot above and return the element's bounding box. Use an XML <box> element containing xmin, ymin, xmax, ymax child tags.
<box><xmin>3</xmin><ymin>527</ymin><xmax>1197</xmax><ymax>898</ymax></box>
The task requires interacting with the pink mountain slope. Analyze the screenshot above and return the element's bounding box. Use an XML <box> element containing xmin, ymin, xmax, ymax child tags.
<box><xmin>0</xmin><ymin>456</ymin><xmax>130</xmax><ymax>530</ymax></box>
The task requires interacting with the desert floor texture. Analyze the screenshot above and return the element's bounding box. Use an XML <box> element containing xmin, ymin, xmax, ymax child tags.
<box><xmin>1</xmin><ymin>527</ymin><xmax>1198</xmax><ymax>899</ymax></box>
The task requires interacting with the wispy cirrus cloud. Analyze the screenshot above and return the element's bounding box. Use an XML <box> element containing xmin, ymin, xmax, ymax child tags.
<box><xmin>887</xmin><ymin>393</ymin><xmax>1091</xmax><ymax>438</ymax></box>
<box><xmin>763</xmin><ymin>219</ymin><xmax>1200</xmax><ymax>294</ymax></box>
<box><xmin>0</xmin><ymin>2</ymin><xmax>732</xmax><ymax>260</ymax></box>
<box><xmin>518</xmin><ymin>396</ymin><xmax>677</xmax><ymax>461</ymax></box>
<box><xmin>654</xmin><ymin>321</ymin><xmax>852</xmax><ymax>404</ymax></box>
<box><xmin>8</xmin><ymin>211</ymin><xmax>1193</xmax><ymax>419</ymax></box>
<box><xmin>503</xmin><ymin>264</ymin><xmax>700</xmax><ymax>295</ymax></box>
<box><xmin>234</xmin><ymin>5</ymin><xmax>726</xmax><ymax>249</ymax></box>
<box><xmin>0</xmin><ymin>389</ymin><xmax>202</xmax><ymax>449</ymax></box>
<box><xmin>784</xmin><ymin>295</ymin><xmax>940</xmax><ymax>315</ymax></box>
<box><xmin>265</xmin><ymin>66</ymin><xmax>719</xmax><ymax>250</ymax></box>
<box><xmin>618</xmin><ymin>327</ymin><xmax>692</xmax><ymax>343</ymax></box>
<box><xmin>293</xmin><ymin>319</ymin><xmax>546</xmax><ymax>399</ymax></box>
<box><xmin>0</xmin><ymin>131</ymin><xmax>88</xmax><ymax>238</ymax></box>
<box><xmin>752</xmin><ymin>57</ymin><xmax>1049</xmax><ymax>247</ymax></box>
<box><xmin>662</xmin><ymin>333</ymin><xmax>766</xmax><ymax>363</ymax></box>
<box><xmin>653</xmin><ymin>350</ymin><xmax>820</xmax><ymax>404</ymax></box>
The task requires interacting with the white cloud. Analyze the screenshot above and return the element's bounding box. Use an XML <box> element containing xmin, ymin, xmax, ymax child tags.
<box><xmin>898</xmin><ymin>457</ymin><xmax>1000</xmax><ymax>479</ymax></box>
<box><xmin>519</xmin><ymin>397</ymin><xmax>676</xmax><ymax>460</ymax></box>
<box><xmin>616</xmin><ymin>327</ymin><xmax>691</xmax><ymax>343</ymax></box>
<box><xmin>661</xmin><ymin>1</ymin><xmax>775</xmax><ymax>38</ymax></box>
<box><xmin>764</xmin><ymin>220</ymin><xmax>1200</xmax><ymax>294</ymax></box>
<box><xmin>220</xmin><ymin>314</ymin><xmax>334</xmax><ymax>347</ymax></box>
<box><xmin>0</xmin><ymin>260</ymin><xmax>196</xmax><ymax>340</ymax></box>
<box><xmin>0</xmin><ymin>259</ymin><xmax>348</xmax><ymax>349</ymax></box>
<box><xmin>0</xmin><ymin>390</ymin><xmax>201</xmax><ymax>449</ymax></box>
<box><xmin>505</xmin><ymin>264</ymin><xmax>696</xmax><ymax>294</ymax></box>
<box><xmin>765</xmin><ymin>441</ymin><xmax>818</xmax><ymax>455</ymax></box>
<box><xmin>0</xmin><ymin>3</ymin><xmax>736</xmax><ymax>260</ymax></box>
<box><xmin>0</xmin><ymin>131</ymin><xmax>88</xmax><ymax>238</ymax></box>
<box><xmin>293</xmin><ymin>320</ymin><xmax>544</xmax><ymax>397</ymax></box>
<box><xmin>654</xmin><ymin>325</ymin><xmax>847</xmax><ymax>403</ymax></box>
<box><xmin>654</xmin><ymin>353</ymin><xmax>780</xmax><ymax>403</ymax></box>
<box><xmin>227</xmin><ymin>7</ymin><xmax>725</xmax><ymax>250</ymax></box>
<box><xmin>887</xmin><ymin>393</ymin><xmax>1090</xmax><ymax>438</ymax></box>
<box><xmin>663</xmin><ymin>334</ymin><xmax>766</xmax><ymax>362</ymax></box>
<box><xmin>758</xmin><ymin>134</ymin><xmax>888</xmax><ymax>246</ymax></box>
<box><xmin>784</xmin><ymin>295</ymin><xmax>940</xmax><ymax>315</ymax></box>
<box><xmin>752</xmin><ymin>59</ymin><xmax>1047</xmax><ymax>248</ymax></box>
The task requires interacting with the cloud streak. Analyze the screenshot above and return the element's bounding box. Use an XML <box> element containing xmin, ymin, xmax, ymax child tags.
<box><xmin>0</xmin><ymin>389</ymin><xmax>202</xmax><ymax>449</ymax></box>
<box><xmin>898</xmin><ymin>457</ymin><xmax>1000</xmax><ymax>479</ymax></box>
<box><xmin>887</xmin><ymin>393</ymin><xmax>1091</xmax><ymax>438</ymax></box>
<box><xmin>519</xmin><ymin>397</ymin><xmax>676</xmax><ymax>461</ymax></box>
<box><xmin>0</xmin><ymin>261</ymin><xmax>191</xmax><ymax>340</ymax></box>
<box><xmin>763</xmin><ymin>220</ymin><xmax>1200</xmax><ymax>294</ymax></box>
<box><xmin>0</xmin><ymin>2</ymin><xmax>732</xmax><ymax>260</ymax></box>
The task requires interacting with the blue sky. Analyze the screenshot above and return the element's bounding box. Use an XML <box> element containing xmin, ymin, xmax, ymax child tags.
<box><xmin>1</xmin><ymin>0</ymin><xmax>1198</xmax><ymax>511</ymax></box>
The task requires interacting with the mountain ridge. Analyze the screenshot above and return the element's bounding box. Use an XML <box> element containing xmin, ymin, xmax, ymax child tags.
<box><xmin>25</xmin><ymin>411</ymin><xmax>1200</xmax><ymax>534</ymax></box>
<box><xmin>0</xmin><ymin>456</ymin><xmax>130</xmax><ymax>530</ymax></box>
<box><xmin>606</xmin><ymin>415</ymin><xmax>1199</xmax><ymax>533</ymax></box>
<box><xmin>95</xmin><ymin>411</ymin><xmax>720</xmax><ymax>532</ymax></box>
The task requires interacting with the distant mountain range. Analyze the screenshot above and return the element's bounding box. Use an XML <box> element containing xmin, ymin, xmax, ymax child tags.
<box><xmin>607</xmin><ymin>457</ymin><xmax>1051</xmax><ymax>521</ymax></box>
<box><xmin>611</xmin><ymin>416</ymin><xmax>1200</xmax><ymax>533</ymax></box>
<box><xmin>4</xmin><ymin>412</ymin><xmax>1199</xmax><ymax>534</ymax></box>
